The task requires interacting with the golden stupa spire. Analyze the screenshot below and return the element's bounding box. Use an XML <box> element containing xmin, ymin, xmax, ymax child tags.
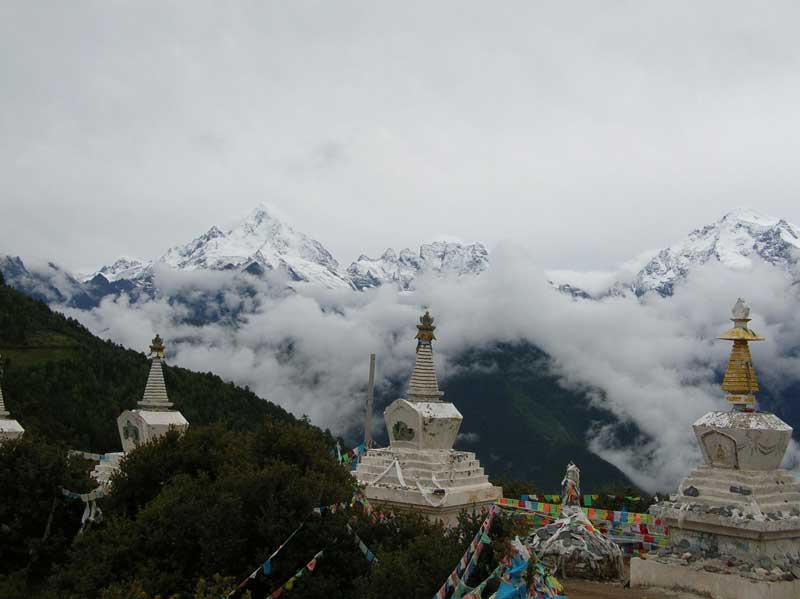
<box><xmin>149</xmin><ymin>334</ymin><xmax>166</xmax><ymax>359</ymax></box>
<box><xmin>415</xmin><ymin>311</ymin><xmax>437</xmax><ymax>345</ymax></box>
<box><xmin>718</xmin><ymin>298</ymin><xmax>764</xmax><ymax>412</ymax></box>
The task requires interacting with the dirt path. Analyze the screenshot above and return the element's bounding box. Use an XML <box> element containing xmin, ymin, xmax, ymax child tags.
<box><xmin>563</xmin><ymin>579</ymin><xmax>706</xmax><ymax>599</ymax></box>
<box><xmin>558</xmin><ymin>560</ymin><xmax>707</xmax><ymax>599</ymax></box>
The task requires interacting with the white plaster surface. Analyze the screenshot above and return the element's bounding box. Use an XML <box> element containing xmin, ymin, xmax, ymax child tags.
<box><xmin>694</xmin><ymin>412</ymin><xmax>792</xmax><ymax>471</ymax></box>
<box><xmin>91</xmin><ymin>452</ymin><xmax>124</xmax><ymax>487</ymax></box>
<box><xmin>656</xmin><ymin>407</ymin><xmax>800</xmax><ymax>568</ymax></box>
<box><xmin>0</xmin><ymin>418</ymin><xmax>24</xmax><ymax>443</ymax></box>
<box><xmin>384</xmin><ymin>399</ymin><xmax>462</xmax><ymax>450</ymax></box>
<box><xmin>355</xmin><ymin>446</ymin><xmax>501</xmax><ymax>526</ymax></box>
<box><xmin>117</xmin><ymin>409</ymin><xmax>189</xmax><ymax>453</ymax></box>
<box><xmin>631</xmin><ymin>557</ymin><xmax>800</xmax><ymax>599</ymax></box>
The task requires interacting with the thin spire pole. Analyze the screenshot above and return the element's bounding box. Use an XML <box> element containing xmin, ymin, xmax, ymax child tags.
<box><xmin>365</xmin><ymin>353</ymin><xmax>375</xmax><ymax>447</ymax></box>
<box><xmin>0</xmin><ymin>353</ymin><xmax>8</xmax><ymax>417</ymax></box>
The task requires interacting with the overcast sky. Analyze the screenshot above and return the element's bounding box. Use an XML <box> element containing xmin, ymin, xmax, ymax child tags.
<box><xmin>3</xmin><ymin>1</ymin><xmax>800</xmax><ymax>272</ymax></box>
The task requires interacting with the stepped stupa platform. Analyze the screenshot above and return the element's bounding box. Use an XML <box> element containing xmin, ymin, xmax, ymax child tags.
<box><xmin>0</xmin><ymin>354</ymin><xmax>24</xmax><ymax>444</ymax></box>
<box><xmin>355</xmin><ymin>311</ymin><xmax>501</xmax><ymax>525</ymax></box>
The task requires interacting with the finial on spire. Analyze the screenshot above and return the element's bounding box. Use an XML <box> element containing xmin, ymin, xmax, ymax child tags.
<box><xmin>149</xmin><ymin>334</ymin><xmax>166</xmax><ymax>359</ymax></box>
<box><xmin>718</xmin><ymin>299</ymin><xmax>764</xmax><ymax>412</ymax></box>
<box><xmin>415</xmin><ymin>311</ymin><xmax>437</xmax><ymax>345</ymax></box>
<box><xmin>731</xmin><ymin>298</ymin><xmax>749</xmax><ymax>322</ymax></box>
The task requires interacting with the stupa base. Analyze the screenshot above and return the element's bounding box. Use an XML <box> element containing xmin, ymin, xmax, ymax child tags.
<box><xmin>653</xmin><ymin>465</ymin><xmax>800</xmax><ymax>565</ymax></box>
<box><xmin>356</xmin><ymin>447</ymin><xmax>501</xmax><ymax>526</ymax></box>
<box><xmin>631</xmin><ymin>555</ymin><xmax>800</xmax><ymax>599</ymax></box>
<box><xmin>0</xmin><ymin>418</ymin><xmax>24</xmax><ymax>444</ymax></box>
<box><xmin>363</xmin><ymin>489</ymin><xmax>499</xmax><ymax>527</ymax></box>
<box><xmin>91</xmin><ymin>452</ymin><xmax>124</xmax><ymax>488</ymax></box>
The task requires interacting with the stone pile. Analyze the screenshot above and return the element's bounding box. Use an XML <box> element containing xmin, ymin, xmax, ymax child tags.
<box><xmin>526</xmin><ymin>506</ymin><xmax>624</xmax><ymax>581</ymax></box>
<box><xmin>646</xmin><ymin>542</ymin><xmax>800</xmax><ymax>583</ymax></box>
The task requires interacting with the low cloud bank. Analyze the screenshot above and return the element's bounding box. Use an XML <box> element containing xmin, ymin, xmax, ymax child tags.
<box><xmin>65</xmin><ymin>246</ymin><xmax>800</xmax><ymax>491</ymax></box>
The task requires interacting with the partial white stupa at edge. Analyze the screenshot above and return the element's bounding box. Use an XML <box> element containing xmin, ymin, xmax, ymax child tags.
<box><xmin>0</xmin><ymin>354</ymin><xmax>25</xmax><ymax>444</ymax></box>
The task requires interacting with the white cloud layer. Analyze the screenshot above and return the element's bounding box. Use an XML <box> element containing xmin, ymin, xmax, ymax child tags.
<box><xmin>65</xmin><ymin>249</ymin><xmax>800</xmax><ymax>492</ymax></box>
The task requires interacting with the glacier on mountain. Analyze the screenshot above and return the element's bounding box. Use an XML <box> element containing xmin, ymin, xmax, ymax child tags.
<box><xmin>346</xmin><ymin>241</ymin><xmax>489</xmax><ymax>290</ymax></box>
<box><xmin>86</xmin><ymin>256</ymin><xmax>149</xmax><ymax>283</ymax></box>
<box><xmin>551</xmin><ymin>209</ymin><xmax>800</xmax><ymax>299</ymax></box>
<box><xmin>81</xmin><ymin>204</ymin><xmax>489</xmax><ymax>294</ymax></box>
<box><xmin>6</xmin><ymin>206</ymin><xmax>800</xmax><ymax>308</ymax></box>
<box><xmin>631</xmin><ymin>209</ymin><xmax>800</xmax><ymax>296</ymax></box>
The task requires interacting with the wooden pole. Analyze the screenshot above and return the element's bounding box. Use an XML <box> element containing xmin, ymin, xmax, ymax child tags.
<box><xmin>365</xmin><ymin>353</ymin><xmax>375</xmax><ymax>447</ymax></box>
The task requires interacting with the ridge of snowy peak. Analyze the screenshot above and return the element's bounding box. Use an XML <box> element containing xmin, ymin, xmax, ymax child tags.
<box><xmin>159</xmin><ymin>225</ymin><xmax>229</xmax><ymax>270</ymax></box>
<box><xmin>419</xmin><ymin>241</ymin><xmax>489</xmax><ymax>275</ymax></box>
<box><xmin>346</xmin><ymin>241</ymin><xmax>489</xmax><ymax>290</ymax></box>
<box><xmin>83</xmin><ymin>256</ymin><xmax>149</xmax><ymax>283</ymax></box>
<box><xmin>155</xmin><ymin>205</ymin><xmax>350</xmax><ymax>288</ymax></box>
<box><xmin>632</xmin><ymin>209</ymin><xmax>800</xmax><ymax>296</ymax></box>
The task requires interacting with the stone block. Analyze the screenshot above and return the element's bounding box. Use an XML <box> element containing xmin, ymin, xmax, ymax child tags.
<box><xmin>0</xmin><ymin>418</ymin><xmax>24</xmax><ymax>444</ymax></box>
<box><xmin>631</xmin><ymin>557</ymin><xmax>800</xmax><ymax>599</ymax></box>
<box><xmin>384</xmin><ymin>399</ymin><xmax>462</xmax><ymax>450</ymax></box>
<box><xmin>694</xmin><ymin>412</ymin><xmax>792</xmax><ymax>471</ymax></box>
<box><xmin>117</xmin><ymin>409</ymin><xmax>189</xmax><ymax>453</ymax></box>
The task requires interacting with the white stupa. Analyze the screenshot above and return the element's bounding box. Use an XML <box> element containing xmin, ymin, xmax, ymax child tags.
<box><xmin>0</xmin><ymin>355</ymin><xmax>24</xmax><ymax>444</ymax></box>
<box><xmin>355</xmin><ymin>311</ymin><xmax>501</xmax><ymax>525</ymax></box>
<box><xmin>116</xmin><ymin>335</ymin><xmax>189</xmax><ymax>453</ymax></box>
<box><xmin>632</xmin><ymin>300</ymin><xmax>800</xmax><ymax>597</ymax></box>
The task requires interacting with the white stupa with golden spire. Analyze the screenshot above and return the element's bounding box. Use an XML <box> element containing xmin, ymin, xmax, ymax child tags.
<box><xmin>0</xmin><ymin>354</ymin><xmax>24</xmax><ymax>444</ymax></box>
<box><xmin>355</xmin><ymin>311</ymin><xmax>501</xmax><ymax>525</ymax></box>
<box><xmin>116</xmin><ymin>335</ymin><xmax>189</xmax><ymax>453</ymax></box>
<box><xmin>632</xmin><ymin>300</ymin><xmax>800</xmax><ymax>595</ymax></box>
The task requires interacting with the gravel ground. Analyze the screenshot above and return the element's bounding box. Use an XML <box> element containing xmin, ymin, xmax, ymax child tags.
<box><xmin>563</xmin><ymin>580</ymin><xmax>707</xmax><ymax>599</ymax></box>
<box><xmin>559</xmin><ymin>560</ymin><xmax>708</xmax><ymax>599</ymax></box>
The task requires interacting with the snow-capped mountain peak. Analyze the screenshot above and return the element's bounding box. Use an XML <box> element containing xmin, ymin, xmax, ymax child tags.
<box><xmin>83</xmin><ymin>204</ymin><xmax>492</xmax><ymax>293</ymax></box>
<box><xmin>347</xmin><ymin>241</ymin><xmax>489</xmax><ymax>290</ymax></box>
<box><xmin>155</xmin><ymin>204</ymin><xmax>350</xmax><ymax>288</ymax></box>
<box><xmin>632</xmin><ymin>209</ymin><xmax>800</xmax><ymax>296</ymax></box>
<box><xmin>83</xmin><ymin>256</ymin><xmax>149</xmax><ymax>283</ymax></box>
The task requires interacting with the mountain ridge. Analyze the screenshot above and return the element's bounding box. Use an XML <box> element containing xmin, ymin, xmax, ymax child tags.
<box><xmin>3</xmin><ymin>207</ymin><xmax>800</xmax><ymax>310</ymax></box>
<box><xmin>550</xmin><ymin>208</ymin><xmax>800</xmax><ymax>299</ymax></box>
<box><xmin>77</xmin><ymin>204</ymin><xmax>488</xmax><ymax>296</ymax></box>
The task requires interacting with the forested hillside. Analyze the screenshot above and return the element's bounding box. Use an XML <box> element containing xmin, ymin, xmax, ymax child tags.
<box><xmin>0</xmin><ymin>272</ymin><xmax>298</xmax><ymax>452</ymax></box>
<box><xmin>445</xmin><ymin>344</ymin><xmax>633</xmax><ymax>490</ymax></box>
<box><xmin>0</xmin><ymin>273</ymin><xmax>523</xmax><ymax>599</ymax></box>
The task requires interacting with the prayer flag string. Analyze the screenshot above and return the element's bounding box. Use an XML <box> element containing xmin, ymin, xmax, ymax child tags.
<box><xmin>432</xmin><ymin>505</ymin><xmax>497</xmax><ymax>599</ymax></box>
<box><xmin>266</xmin><ymin>548</ymin><xmax>325</xmax><ymax>598</ymax></box>
<box><xmin>227</xmin><ymin>522</ymin><xmax>305</xmax><ymax>597</ymax></box>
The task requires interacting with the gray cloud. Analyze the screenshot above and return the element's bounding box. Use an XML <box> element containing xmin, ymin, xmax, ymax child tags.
<box><xmin>4</xmin><ymin>2</ymin><xmax>800</xmax><ymax>273</ymax></box>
